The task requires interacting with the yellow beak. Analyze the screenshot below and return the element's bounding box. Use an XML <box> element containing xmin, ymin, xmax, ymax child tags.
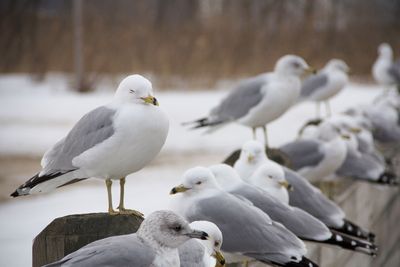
<box><xmin>213</xmin><ymin>250</ymin><xmax>226</xmax><ymax>267</ymax></box>
<box><xmin>279</xmin><ymin>180</ymin><xmax>293</xmax><ymax>191</ymax></box>
<box><xmin>304</xmin><ymin>66</ymin><xmax>317</xmax><ymax>75</ymax></box>
<box><xmin>170</xmin><ymin>184</ymin><xmax>190</xmax><ymax>195</ymax></box>
<box><xmin>141</xmin><ymin>95</ymin><xmax>159</xmax><ymax>106</ymax></box>
<box><xmin>247</xmin><ymin>154</ymin><xmax>255</xmax><ymax>163</ymax></box>
<box><xmin>350</xmin><ymin>127</ymin><xmax>361</xmax><ymax>134</ymax></box>
<box><xmin>341</xmin><ymin>134</ymin><xmax>351</xmax><ymax>140</ymax></box>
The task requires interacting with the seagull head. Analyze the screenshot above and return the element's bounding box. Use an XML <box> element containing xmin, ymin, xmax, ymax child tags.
<box><xmin>170</xmin><ymin>167</ymin><xmax>220</xmax><ymax>195</ymax></box>
<box><xmin>138</xmin><ymin>210</ymin><xmax>209</xmax><ymax>248</ymax></box>
<box><xmin>325</xmin><ymin>59</ymin><xmax>350</xmax><ymax>74</ymax></box>
<box><xmin>251</xmin><ymin>163</ymin><xmax>292</xmax><ymax>191</ymax></box>
<box><xmin>274</xmin><ymin>55</ymin><xmax>315</xmax><ymax>77</ymax></box>
<box><xmin>378</xmin><ymin>43</ymin><xmax>393</xmax><ymax>58</ymax></box>
<box><xmin>209</xmin><ymin>164</ymin><xmax>243</xmax><ymax>190</ymax></box>
<box><xmin>189</xmin><ymin>221</ymin><xmax>225</xmax><ymax>267</ymax></box>
<box><xmin>239</xmin><ymin>140</ymin><xmax>267</xmax><ymax>164</ymax></box>
<box><xmin>317</xmin><ymin>121</ymin><xmax>347</xmax><ymax>141</ymax></box>
<box><xmin>115</xmin><ymin>74</ymin><xmax>159</xmax><ymax>106</ymax></box>
<box><xmin>326</xmin><ymin>115</ymin><xmax>363</xmax><ymax>138</ymax></box>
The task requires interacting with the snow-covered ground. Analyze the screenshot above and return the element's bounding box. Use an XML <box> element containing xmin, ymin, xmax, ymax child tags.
<box><xmin>0</xmin><ymin>74</ymin><xmax>382</xmax><ymax>266</ymax></box>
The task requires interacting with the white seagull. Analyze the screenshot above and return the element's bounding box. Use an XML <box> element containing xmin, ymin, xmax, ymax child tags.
<box><xmin>372</xmin><ymin>43</ymin><xmax>400</xmax><ymax>91</ymax></box>
<box><xmin>11</xmin><ymin>75</ymin><xmax>169</xmax><ymax>215</ymax></box>
<box><xmin>233</xmin><ymin>140</ymin><xmax>376</xmax><ymax>241</ymax></box>
<box><xmin>179</xmin><ymin>221</ymin><xmax>226</xmax><ymax>267</ymax></box>
<box><xmin>170</xmin><ymin>167</ymin><xmax>317</xmax><ymax>267</ymax></box>
<box><xmin>279</xmin><ymin>121</ymin><xmax>349</xmax><ymax>182</ymax></box>
<box><xmin>184</xmin><ymin>55</ymin><xmax>314</xmax><ymax>145</ymax></box>
<box><xmin>209</xmin><ymin>164</ymin><xmax>377</xmax><ymax>256</ymax></box>
<box><xmin>299</xmin><ymin>59</ymin><xmax>350</xmax><ymax>117</ymax></box>
<box><xmin>44</xmin><ymin>210</ymin><xmax>209</xmax><ymax>267</ymax></box>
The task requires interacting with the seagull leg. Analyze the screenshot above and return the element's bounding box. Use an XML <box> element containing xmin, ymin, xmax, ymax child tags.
<box><xmin>106</xmin><ymin>179</ymin><xmax>118</xmax><ymax>215</ymax></box>
<box><xmin>117</xmin><ymin>177</ymin><xmax>144</xmax><ymax>217</ymax></box>
<box><xmin>316</xmin><ymin>102</ymin><xmax>321</xmax><ymax>118</ymax></box>
<box><xmin>325</xmin><ymin>101</ymin><xmax>332</xmax><ymax>117</ymax></box>
<box><xmin>252</xmin><ymin>127</ymin><xmax>256</xmax><ymax>140</ymax></box>
<box><xmin>262</xmin><ymin>125</ymin><xmax>269</xmax><ymax>148</ymax></box>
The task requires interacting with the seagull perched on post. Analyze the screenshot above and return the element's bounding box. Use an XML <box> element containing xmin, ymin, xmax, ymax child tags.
<box><xmin>44</xmin><ymin>210</ymin><xmax>209</xmax><ymax>267</ymax></box>
<box><xmin>299</xmin><ymin>59</ymin><xmax>350</xmax><ymax>118</ymax></box>
<box><xmin>11</xmin><ymin>75</ymin><xmax>169</xmax><ymax>216</ymax></box>
<box><xmin>184</xmin><ymin>55</ymin><xmax>314</xmax><ymax>146</ymax></box>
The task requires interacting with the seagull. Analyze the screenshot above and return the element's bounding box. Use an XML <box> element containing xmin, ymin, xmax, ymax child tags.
<box><xmin>11</xmin><ymin>75</ymin><xmax>169</xmax><ymax>215</ymax></box>
<box><xmin>209</xmin><ymin>164</ymin><xmax>377</xmax><ymax>256</ymax></box>
<box><xmin>279</xmin><ymin>121</ymin><xmax>349</xmax><ymax>182</ymax></box>
<box><xmin>44</xmin><ymin>210</ymin><xmax>209</xmax><ymax>267</ymax></box>
<box><xmin>299</xmin><ymin>59</ymin><xmax>350</xmax><ymax>117</ymax></box>
<box><xmin>179</xmin><ymin>221</ymin><xmax>226</xmax><ymax>267</ymax></box>
<box><xmin>170</xmin><ymin>166</ymin><xmax>318</xmax><ymax>267</ymax></box>
<box><xmin>329</xmin><ymin>115</ymin><xmax>399</xmax><ymax>186</ymax></box>
<box><xmin>372</xmin><ymin>43</ymin><xmax>400</xmax><ymax>91</ymax></box>
<box><xmin>184</xmin><ymin>55</ymin><xmax>314</xmax><ymax>145</ymax></box>
<box><xmin>357</xmin><ymin>100</ymin><xmax>400</xmax><ymax>146</ymax></box>
<box><xmin>233</xmin><ymin>140</ymin><xmax>376</xmax><ymax>241</ymax></box>
<box><xmin>247</xmin><ymin>163</ymin><xmax>292</xmax><ymax>204</ymax></box>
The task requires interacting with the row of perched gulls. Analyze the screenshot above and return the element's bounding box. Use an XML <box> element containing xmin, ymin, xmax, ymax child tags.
<box><xmin>11</xmin><ymin>43</ymin><xmax>399</xmax><ymax>267</ymax></box>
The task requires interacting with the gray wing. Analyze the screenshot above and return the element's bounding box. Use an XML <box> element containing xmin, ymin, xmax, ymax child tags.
<box><xmin>284</xmin><ymin>168</ymin><xmax>345</xmax><ymax>228</ymax></box>
<box><xmin>300</xmin><ymin>73</ymin><xmax>328</xmax><ymax>98</ymax></box>
<box><xmin>231</xmin><ymin>184</ymin><xmax>331</xmax><ymax>241</ymax></box>
<box><xmin>179</xmin><ymin>239</ymin><xmax>206</xmax><ymax>267</ymax></box>
<box><xmin>388</xmin><ymin>59</ymin><xmax>400</xmax><ymax>83</ymax></box>
<box><xmin>41</xmin><ymin>106</ymin><xmax>116</xmax><ymax>175</ymax></box>
<box><xmin>336</xmin><ymin>150</ymin><xmax>383</xmax><ymax>181</ymax></box>
<box><xmin>186</xmin><ymin>193</ymin><xmax>304</xmax><ymax>265</ymax></box>
<box><xmin>44</xmin><ymin>234</ymin><xmax>155</xmax><ymax>267</ymax></box>
<box><xmin>280</xmin><ymin>139</ymin><xmax>325</xmax><ymax>170</ymax></box>
<box><xmin>209</xmin><ymin>74</ymin><xmax>267</xmax><ymax>123</ymax></box>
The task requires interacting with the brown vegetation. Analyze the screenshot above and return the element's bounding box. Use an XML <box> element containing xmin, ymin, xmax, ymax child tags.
<box><xmin>0</xmin><ymin>0</ymin><xmax>400</xmax><ymax>88</ymax></box>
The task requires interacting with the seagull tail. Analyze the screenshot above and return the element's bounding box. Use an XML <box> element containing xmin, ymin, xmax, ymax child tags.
<box><xmin>10</xmin><ymin>173</ymin><xmax>40</xmax><ymax>197</ymax></box>
<box><xmin>10</xmin><ymin>170</ymin><xmax>77</xmax><ymax>198</ymax></box>
<box><xmin>182</xmin><ymin>117</ymin><xmax>223</xmax><ymax>130</ymax></box>
<box><xmin>181</xmin><ymin>117</ymin><xmax>209</xmax><ymax>127</ymax></box>
<box><xmin>280</xmin><ymin>256</ymin><xmax>319</xmax><ymax>267</ymax></box>
<box><xmin>331</xmin><ymin>219</ymin><xmax>375</xmax><ymax>242</ymax></box>
<box><xmin>325</xmin><ymin>233</ymin><xmax>378</xmax><ymax>256</ymax></box>
<box><xmin>376</xmin><ymin>171</ymin><xmax>399</xmax><ymax>186</ymax></box>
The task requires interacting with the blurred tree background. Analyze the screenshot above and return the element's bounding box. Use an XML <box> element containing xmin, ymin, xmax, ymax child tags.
<box><xmin>0</xmin><ymin>0</ymin><xmax>399</xmax><ymax>90</ymax></box>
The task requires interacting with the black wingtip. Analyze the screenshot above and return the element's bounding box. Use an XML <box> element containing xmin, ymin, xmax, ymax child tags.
<box><xmin>333</xmin><ymin>219</ymin><xmax>376</xmax><ymax>242</ymax></box>
<box><xmin>283</xmin><ymin>256</ymin><xmax>319</xmax><ymax>267</ymax></box>
<box><xmin>327</xmin><ymin>233</ymin><xmax>378</xmax><ymax>257</ymax></box>
<box><xmin>10</xmin><ymin>190</ymin><xmax>19</xmax><ymax>198</ymax></box>
<box><xmin>181</xmin><ymin>117</ymin><xmax>208</xmax><ymax>127</ymax></box>
<box><xmin>377</xmin><ymin>172</ymin><xmax>399</xmax><ymax>186</ymax></box>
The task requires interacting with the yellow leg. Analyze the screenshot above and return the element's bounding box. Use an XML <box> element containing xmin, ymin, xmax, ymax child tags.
<box><xmin>262</xmin><ymin>125</ymin><xmax>269</xmax><ymax>148</ymax></box>
<box><xmin>106</xmin><ymin>179</ymin><xmax>117</xmax><ymax>215</ymax></box>
<box><xmin>117</xmin><ymin>177</ymin><xmax>144</xmax><ymax>217</ymax></box>
<box><xmin>316</xmin><ymin>102</ymin><xmax>321</xmax><ymax>118</ymax></box>
<box><xmin>325</xmin><ymin>101</ymin><xmax>332</xmax><ymax>117</ymax></box>
<box><xmin>252</xmin><ymin>127</ymin><xmax>257</xmax><ymax>140</ymax></box>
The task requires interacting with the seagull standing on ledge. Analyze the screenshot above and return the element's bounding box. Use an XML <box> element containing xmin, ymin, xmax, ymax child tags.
<box><xmin>299</xmin><ymin>59</ymin><xmax>350</xmax><ymax>118</ymax></box>
<box><xmin>11</xmin><ymin>75</ymin><xmax>169</xmax><ymax>216</ymax></box>
<box><xmin>184</xmin><ymin>55</ymin><xmax>314</xmax><ymax>146</ymax></box>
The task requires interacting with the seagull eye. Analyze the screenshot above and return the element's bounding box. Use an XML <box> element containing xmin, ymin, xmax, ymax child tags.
<box><xmin>292</xmin><ymin>62</ymin><xmax>300</xmax><ymax>68</ymax></box>
<box><xmin>129</xmin><ymin>89</ymin><xmax>135</xmax><ymax>94</ymax></box>
<box><xmin>196</xmin><ymin>181</ymin><xmax>202</xmax><ymax>185</ymax></box>
<box><xmin>268</xmin><ymin>175</ymin><xmax>273</xmax><ymax>179</ymax></box>
<box><xmin>173</xmin><ymin>225</ymin><xmax>182</xmax><ymax>232</ymax></box>
<box><xmin>214</xmin><ymin>241</ymin><xmax>220</xmax><ymax>247</ymax></box>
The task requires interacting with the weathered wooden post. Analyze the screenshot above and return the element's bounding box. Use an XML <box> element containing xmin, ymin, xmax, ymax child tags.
<box><xmin>32</xmin><ymin>213</ymin><xmax>143</xmax><ymax>267</ymax></box>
